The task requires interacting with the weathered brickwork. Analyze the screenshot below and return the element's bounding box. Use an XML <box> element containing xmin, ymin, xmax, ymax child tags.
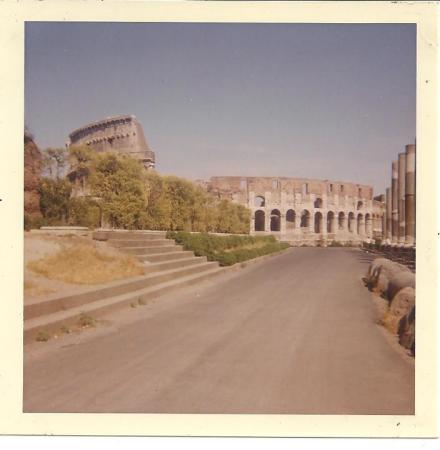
<box><xmin>68</xmin><ymin>114</ymin><xmax>155</xmax><ymax>169</ymax></box>
<box><xmin>207</xmin><ymin>176</ymin><xmax>376</xmax><ymax>245</ymax></box>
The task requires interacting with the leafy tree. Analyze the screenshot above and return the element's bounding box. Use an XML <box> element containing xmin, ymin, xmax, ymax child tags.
<box><xmin>42</xmin><ymin>147</ymin><xmax>68</xmax><ymax>179</ymax></box>
<box><xmin>88</xmin><ymin>152</ymin><xmax>148</xmax><ymax>229</ymax></box>
<box><xmin>39</xmin><ymin>177</ymin><xmax>72</xmax><ymax>224</ymax></box>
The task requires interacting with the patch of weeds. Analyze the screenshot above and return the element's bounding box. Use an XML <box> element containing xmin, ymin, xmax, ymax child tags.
<box><xmin>130</xmin><ymin>301</ymin><xmax>138</xmax><ymax>308</ymax></box>
<box><xmin>138</xmin><ymin>297</ymin><xmax>147</xmax><ymax>306</ymax></box>
<box><xmin>60</xmin><ymin>325</ymin><xmax>72</xmax><ymax>334</ymax></box>
<box><xmin>36</xmin><ymin>330</ymin><xmax>50</xmax><ymax>342</ymax></box>
<box><xmin>78</xmin><ymin>312</ymin><xmax>97</xmax><ymax>328</ymax></box>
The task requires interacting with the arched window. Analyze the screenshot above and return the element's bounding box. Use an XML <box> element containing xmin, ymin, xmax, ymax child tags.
<box><xmin>300</xmin><ymin>210</ymin><xmax>310</xmax><ymax>228</ymax></box>
<box><xmin>314</xmin><ymin>198</ymin><xmax>323</xmax><ymax>209</ymax></box>
<box><xmin>254</xmin><ymin>210</ymin><xmax>265</xmax><ymax>232</ymax></box>
<box><xmin>327</xmin><ymin>211</ymin><xmax>335</xmax><ymax>233</ymax></box>
<box><xmin>270</xmin><ymin>209</ymin><xmax>281</xmax><ymax>232</ymax></box>
<box><xmin>314</xmin><ymin>212</ymin><xmax>323</xmax><ymax>233</ymax></box>
<box><xmin>338</xmin><ymin>212</ymin><xmax>345</xmax><ymax>230</ymax></box>
<box><xmin>286</xmin><ymin>209</ymin><xmax>295</xmax><ymax>230</ymax></box>
<box><xmin>254</xmin><ymin>196</ymin><xmax>265</xmax><ymax>207</ymax></box>
<box><xmin>348</xmin><ymin>212</ymin><xmax>355</xmax><ymax>232</ymax></box>
<box><xmin>357</xmin><ymin>214</ymin><xmax>364</xmax><ymax>235</ymax></box>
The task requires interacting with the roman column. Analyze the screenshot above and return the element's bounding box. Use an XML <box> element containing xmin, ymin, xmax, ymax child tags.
<box><xmin>391</xmin><ymin>161</ymin><xmax>398</xmax><ymax>243</ymax></box>
<box><xmin>398</xmin><ymin>152</ymin><xmax>406</xmax><ymax>244</ymax></box>
<box><xmin>386</xmin><ymin>187</ymin><xmax>392</xmax><ymax>242</ymax></box>
<box><xmin>405</xmin><ymin>144</ymin><xmax>416</xmax><ymax>246</ymax></box>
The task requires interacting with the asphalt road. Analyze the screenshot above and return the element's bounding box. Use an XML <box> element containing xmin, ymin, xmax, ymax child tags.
<box><xmin>24</xmin><ymin>247</ymin><xmax>414</xmax><ymax>414</ymax></box>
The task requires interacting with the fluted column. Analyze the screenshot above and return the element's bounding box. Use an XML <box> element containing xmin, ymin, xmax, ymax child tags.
<box><xmin>391</xmin><ymin>161</ymin><xmax>398</xmax><ymax>243</ymax></box>
<box><xmin>398</xmin><ymin>152</ymin><xmax>406</xmax><ymax>244</ymax></box>
<box><xmin>405</xmin><ymin>144</ymin><xmax>416</xmax><ymax>245</ymax></box>
<box><xmin>386</xmin><ymin>187</ymin><xmax>392</xmax><ymax>241</ymax></box>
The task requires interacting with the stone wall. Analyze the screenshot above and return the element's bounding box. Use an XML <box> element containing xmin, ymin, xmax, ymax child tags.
<box><xmin>207</xmin><ymin>176</ymin><xmax>376</xmax><ymax>245</ymax></box>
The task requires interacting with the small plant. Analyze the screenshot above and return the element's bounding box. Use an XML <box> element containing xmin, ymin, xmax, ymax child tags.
<box><xmin>36</xmin><ymin>330</ymin><xmax>50</xmax><ymax>342</ymax></box>
<box><xmin>138</xmin><ymin>297</ymin><xmax>147</xmax><ymax>306</ymax></box>
<box><xmin>78</xmin><ymin>312</ymin><xmax>96</xmax><ymax>328</ymax></box>
<box><xmin>60</xmin><ymin>325</ymin><xmax>72</xmax><ymax>334</ymax></box>
<box><xmin>130</xmin><ymin>301</ymin><xmax>138</xmax><ymax>308</ymax></box>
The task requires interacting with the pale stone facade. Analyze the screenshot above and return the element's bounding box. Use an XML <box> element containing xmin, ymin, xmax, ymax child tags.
<box><xmin>207</xmin><ymin>176</ymin><xmax>375</xmax><ymax>245</ymax></box>
<box><xmin>67</xmin><ymin>114</ymin><xmax>155</xmax><ymax>169</ymax></box>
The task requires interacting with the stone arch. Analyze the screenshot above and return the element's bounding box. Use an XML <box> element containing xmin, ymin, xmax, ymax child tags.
<box><xmin>314</xmin><ymin>212</ymin><xmax>324</xmax><ymax>234</ymax></box>
<box><xmin>338</xmin><ymin>212</ymin><xmax>345</xmax><ymax>231</ymax></box>
<box><xmin>254</xmin><ymin>210</ymin><xmax>265</xmax><ymax>232</ymax></box>
<box><xmin>300</xmin><ymin>210</ymin><xmax>310</xmax><ymax>228</ymax></box>
<box><xmin>327</xmin><ymin>211</ymin><xmax>336</xmax><ymax>233</ymax></box>
<box><xmin>314</xmin><ymin>197</ymin><xmax>323</xmax><ymax>209</ymax></box>
<box><xmin>254</xmin><ymin>195</ymin><xmax>265</xmax><ymax>207</ymax></box>
<box><xmin>348</xmin><ymin>212</ymin><xmax>355</xmax><ymax>233</ymax></box>
<box><xmin>286</xmin><ymin>209</ymin><xmax>296</xmax><ymax>230</ymax></box>
<box><xmin>365</xmin><ymin>213</ymin><xmax>372</xmax><ymax>238</ymax></box>
<box><xmin>270</xmin><ymin>209</ymin><xmax>281</xmax><ymax>232</ymax></box>
<box><xmin>357</xmin><ymin>213</ymin><xmax>364</xmax><ymax>235</ymax></box>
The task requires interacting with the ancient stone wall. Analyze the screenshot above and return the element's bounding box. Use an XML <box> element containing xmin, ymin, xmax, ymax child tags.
<box><xmin>207</xmin><ymin>176</ymin><xmax>375</xmax><ymax>245</ymax></box>
<box><xmin>68</xmin><ymin>115</ymin><xmax>155</xmax><ymax>169</ymax></box>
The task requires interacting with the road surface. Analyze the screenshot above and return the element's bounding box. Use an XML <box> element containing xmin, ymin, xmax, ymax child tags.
<box><xmin>24</xmin><ymin>247</ymin><xmax>414</xmax><ymax>414</ymax></box>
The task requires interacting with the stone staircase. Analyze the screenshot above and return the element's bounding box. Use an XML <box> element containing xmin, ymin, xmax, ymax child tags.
<box><xmin>24</xmin><ymin>230</ymin><xmax>223</xmax><ymax>344</ymax></box>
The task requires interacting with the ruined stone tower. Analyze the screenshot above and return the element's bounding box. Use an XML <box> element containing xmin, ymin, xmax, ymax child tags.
<box><xmin>67</xmin><ymin>114</ymin><xmax>155</xmax><ymax>169</ymax></box>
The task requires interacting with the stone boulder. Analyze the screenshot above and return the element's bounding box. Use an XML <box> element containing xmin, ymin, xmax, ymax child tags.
<box><xmin>369</xmin><ymin>259</ymin><xmax>410</xmax><ymax>298</ymax></box>
<box><xmin>386</xmin><ymin>271</ymin><xmax>415</xmax><ymax>301</ymax></box>
<box><xmin>398</xmin><ymin>305</ymin><xmax>415</xmax><ymax>356</ymax></box>
<box><xmin>380</xmin><ymin>287</ymin><xmax>415</xmax><ymax>335</ymax></box>
<box><xmin>366</xmin><ymin>258</ymin><xmax>389</xmax><ymax>287</ymax></box>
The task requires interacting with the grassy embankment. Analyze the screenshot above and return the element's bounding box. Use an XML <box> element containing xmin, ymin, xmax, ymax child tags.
<box><xmin>28</xmin><ymin>244</ymin><xmax>145</xmax><ymax>285</ymax></box>
<box><xmin>167</xmin><ymin>232</ymin><xmax>290</xmax><ymax>266</ymax></box>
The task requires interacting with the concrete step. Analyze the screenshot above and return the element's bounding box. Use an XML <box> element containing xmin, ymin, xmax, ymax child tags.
<box><xmin>110</xmin><ymin>239</ymin><xmax>172</xmax><ymax>248</ymax></box>
<box><xmin>123</xmin><ymin>245</ymin><xmax>183</xmax><ymax>255</ymax></box>
<box><xmin>138</xmin><ymin>251</ymin><xmax>194</xmax><ymax>263</ymax></box>
<box><xmin>24</xmin><ymin>265</ymin><xmax>224</xmax><ymax>344</ymax></box>
<box><xmin>24</xmin><ymin>261</ymin><xmax>218</xmax><ymax>321</ymax></box>
<box><xmin>93</xmin><ymin>230</ymin><xmax>167</xmax><ymax>241</ymax></box>
<box><xmin>145</xmin><ymin>256</ymin><xmax>207</xmax><ymax>272</ymax></box>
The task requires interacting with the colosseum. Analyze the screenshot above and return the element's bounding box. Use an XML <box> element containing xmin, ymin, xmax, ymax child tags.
<box><xmin>206</xmin><ymin>176</ymin><xmax>385</xmax><ymax>245</ymax></box>
<box><xmin>67</xmin><ymin>114</ymin><xmax>155</xmax><ymax>169</ymax></box>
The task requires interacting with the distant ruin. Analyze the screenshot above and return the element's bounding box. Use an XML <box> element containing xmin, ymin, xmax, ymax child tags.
<box><xmin>67</xmin><ymin>114</ymin><xmax>155</xmax><ymax>169</ymax></box>
<box><xmin>205</xmin><ymin>176</ymin><xmax>382</xmax><ymax>246</ymax></box>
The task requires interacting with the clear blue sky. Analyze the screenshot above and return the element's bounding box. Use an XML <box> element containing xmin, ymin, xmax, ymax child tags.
<box><xmin>25</xmin><ymin>22</ymin><xmax>416</xmax><ymax>194</ymax></box>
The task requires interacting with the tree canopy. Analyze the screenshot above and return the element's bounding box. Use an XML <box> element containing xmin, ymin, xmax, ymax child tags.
<box><xmin>36</xmin><ymin>146</ymin><xmax>250</xmax><ymax>234</ymax></box>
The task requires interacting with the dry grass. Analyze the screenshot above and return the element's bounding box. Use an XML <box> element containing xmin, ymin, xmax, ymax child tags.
<box><xmin>27</xmin><ymin>244</ymin><xmax>146</xmax><ymax>285</ymax></box>
<box><xmin>24</xmin><ymin>279</ymin><xmax>55</xmax><ymax>296</ymax></box>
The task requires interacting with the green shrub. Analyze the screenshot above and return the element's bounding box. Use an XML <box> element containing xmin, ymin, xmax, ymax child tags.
<box><xmin>166</xmin><ymin>232</ymin><xmax>289</xmax><ymax>266</ymax></box>
<box><xmin>39</xmin><ymin>177</ymin><xmax>72</xmax><ymax>224</ymax></box>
